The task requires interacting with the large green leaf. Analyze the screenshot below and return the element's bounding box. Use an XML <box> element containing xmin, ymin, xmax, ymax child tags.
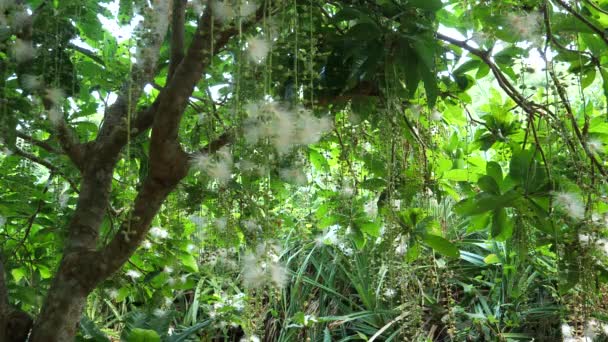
<box><xmin>422</xmin><ymin>234</ymin><xmax>459</xmax><ymax>258</ymax></box>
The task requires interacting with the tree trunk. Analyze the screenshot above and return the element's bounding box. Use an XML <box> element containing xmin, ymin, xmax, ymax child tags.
<box><xmin>30</xmin><ymin>276</ymin><xmax>88</xmax><ymax>342</ymax></box>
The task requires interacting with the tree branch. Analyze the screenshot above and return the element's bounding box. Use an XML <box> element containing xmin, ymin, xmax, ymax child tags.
<box><xmin>12</xmin><ymin>147</ymin><xmax>79</xmax><ymax>192</ymax></box>
<box><xmin>15</xmin><ymin>131</ymin><xmax>61</xmax><ymax>155</ymax></box>
<box><xmin>90</xmin><ymin>132</ymin><xmax>232</xmax><ymax>285</ymax></box>
<box><xmin>68</xmin><ymin>42</ymin><xmax>106</xmax><ymax>67</ymax></box>
<box><xmin>553</xmin><ymin>0</ymin><xmax>608</xmax><ymax>46</ymax></box>
<box><xmin>167</xmin><ymin>0</ymin><xmax>187</xmax><ymax>80</ymax></box>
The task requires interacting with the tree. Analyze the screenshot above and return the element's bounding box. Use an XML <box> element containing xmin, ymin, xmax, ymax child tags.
<box><xmin>2</xmin><ymin>0</ymin><xmax>608</xmax><ymax>340</ymax></box>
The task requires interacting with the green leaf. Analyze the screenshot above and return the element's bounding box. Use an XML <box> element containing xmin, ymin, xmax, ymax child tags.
<box><xmin>486</xmin><ymin>161</ymin><xmax>503</xmax><ymax>185</ymax></box>
<box><xmin>483</xmin><ymin>254</ymin><xmax>500</xmax><ymax>264</ymax></box>
<box><xmin>309</xmin><ymin>148</ymin><xmax>329</xmax><ymax>172</ymax></box>
<box><xmin>478</xmin><ymin>175</ymin><xmax>500</xmax><ymax>195</ymax></box>
<box><xmin>127</xmin><ymin>328</ymin><xmax>161</xmax><ymax>342</ymax></box>
<box><xmin>491</xmin><ymin>208</ymin><xmax>506</xmax><ymax>238</ymax></box>
<box><xmin>406</xmin><ymin>0</ymin><xmax>444</xmax><ymax>12</ymax></box>
<box><xmin>422</xmin><ymin>234</ymin><xmax>459</xmax><ymax>258</ymax></box>
<box><xmin>178</xmin><ymin>253</ymin><xmax>199</xmax><ymax>273</ymax></box>
<box><xmin>443</xmin><ymin>169</ymin><xmax>472</xmax><ymax>182</ymax></box>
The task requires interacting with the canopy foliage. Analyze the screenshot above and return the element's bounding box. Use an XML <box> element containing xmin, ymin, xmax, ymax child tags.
<box><xmin>1</xmin><ymin>0</ymin><xmax>608</xmax><ymax>341</ymax></box>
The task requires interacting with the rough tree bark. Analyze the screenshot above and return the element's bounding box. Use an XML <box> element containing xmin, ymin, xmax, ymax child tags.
<box><xmin>0</xmin><ymin>1</ymin><xmax>263</xmax><ymax>341</ymax></box>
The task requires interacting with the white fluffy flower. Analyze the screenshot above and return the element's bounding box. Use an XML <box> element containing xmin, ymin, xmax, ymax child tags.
<box><xmin>191</xmin><ymin>148</ymin><xmax>233</xmax><ymax>184</ymax></box>
<box><xmin>150</xmin><ymin>226</ymin><xmax>169</xmax><ymax>239</ymax></box>
<box><xmin>561</xmin><ymin>323</ymin><xmax>573</xmax><ymax>338</ymax></box>
<box><xmin>279</xmin><ymin>167</ymin><xmax>308</xmax><ymax>185</ymax></box>
<box><xmin>506</xmin><ymin>12</ymin><xmax>542</xmax><ymax>43</ymax></box>
<box><xmin>242</xmin><ymin>253</ymin><xmax>265</xmax><ymax>288</ymax></box>
<box><xmin>189</xmin><ymin>214</ymin><xmax>205</xmax><ymax>228</ymax></box>
<box><xmin>141</xmin><ymin>240</ymin><xmax>153</xmax><ymax>249</ymax></box>
<box><xmin>242</xmin><ymin>219</ymin><xmax>260</xmax><ymax>232</ymax></box>
<box><xmin>107</xmin><ymin>288</ymin><xmax>119</xmax><ymax>299</ymax></box>
<box><xmin>430</xmin><ymin>110</ymin><xmax>442</xmax><ymax>121</ymax></box>
<box><xmin>13</xmin><ymin>39</ymin><xmax>35</xmax><ymax>63</ymax></box>
<box><xmin>21</xmin><ymin>74</ymin><xmax>41</xmax><ymax>91</ymax></box>
<box><xmin>0</xmin><ymin>215</ymin><xmax>5</xmax><ymax>226</ymax></box>
<box><xmin>315</xmin><ymin>225</ymin><xmax>340</xmax><ymax>246</ymax></box>
<box><xmin>240</xmin><ymin>336</ymin><xmax>261</xmax><ymax>342</ymax></box>
<box><xmin>295</xmin><ymin>110</ymin><xmax>334</xmax><ymax>145</ymax></box>
<box><xmin>364</xmin><ymin>200</ymin><xmax>378</xmax><ymax>218</ymax></box>
<box><xmin>588</xmin><ymin>139</ymin><xmax>604</xmax><ymax>154</ymax></box>
<box><xmin>126</xmin><ymin>270</ymin><xmax>142</xmax><ymax>279</ymax></box>
<box><xmin>553</xmin><ymin>192</ymin><xmax>585</xmax><ymax>220</ymax></box>
<box><xmin>270</xmin><ymin>263</ymin><xmax>289</xmax><ymax>287</ymax></box>
<box><xmin>238</xmin><ymin>1</ymin><xmax>257</xmax><ymax>17</ymax></box>
<box><xmin>153</xmin><ymin>308</ymin><xmax>167</xmax><ymax>317</ymax></box>
<box><xmin>58</xmin><ymin>192</ymin><xmax>69</xmax><ymax>208</ymax></box>
<box><xmin>211</xmin><ymin>0</ymin><xmax>234</xmax><ymax>24</ymax></box>
<box><xmin>383</xmin><ymin>288</ymin><xmax>396</xmax><ymax>298</ymax></box>
<box><xmin>215</xmin><ymin>217</ymin><xmax>228</xmax><ymax>230</ymax></box>
<box><xmin>246</xmin><ymin>36</ymin><xmax>270</xmax><ymax>64</ymax></box>
<box><xmin>45</xmin><ymin>88</ymin><xmax>65</xmax><ymax>107</ymax></box>
<box><xmin>47</xmin><ymin>108</ymin><xmax>63</xmax><ymax>126</ymax></box>
<box><xmin>395</xmin><ymin>238</ymin><xmax>408</xmax><ymax>255</ymax></box>
<box><xmin>163</xmin><ymin>266</ymin><xmax>174</xmax><ymax>274</ymax></box>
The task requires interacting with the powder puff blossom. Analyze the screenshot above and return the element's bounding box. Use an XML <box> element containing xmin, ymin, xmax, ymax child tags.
<box><xmin>150</xmin><ymin>226</ymin><xmax>169</xmax><ymax>239</ymax></box>
<box><xmin>189</xmin><ymin>214</ymin><xmax>205</xmax><ymax>228</ymax></box>
<box><xmin>240</xmin><ymin>336</ymin><xmax>261</xmax><ymax>342</ymax></box>
<box><xmin>242</xmin><ymin>253</ymin><xmax>266</xmax><ymax>288</ymax></box>
<box><xmin>588</xmin><ymin>138</ymin><xmax>604</xmax><ymax>154</ymax></box>
<box><xmin>269</xmin><ymin>263</ymin><xmax>288</xmax><ymax>288</ymax></box>
<box><xmin>243</xmin><ymin>100</ymin><xmax>332</xmax><ymax>153</ymax></box>
<box><xmin>246</xmin><ymin>36</ymin><xmax>270</xmax><ymax>64</ymax></box>
<box><xmin>107</xmin><ymin>288</ymin><xmax>119</xmax><ymax>299</ymax></box>
<box><xmin>21</xmin><ymin>74</ymin><xmax>41</xmax><ymax>91</ymax></box>
<box><xmin>238</xmin><ymin>1</ymin><xmax>257</xmax><ymax>17</ymax></box>
<box><xmin>242</xmin><ymin>219</ymin><xmax>261</xmax><ymax>232</ymax></box>
<box><xmin>553</xmin><ymin>192</ymin><xmax>585</xmax><ymax>220</ymax></box>
<box><xmin>13</xmin><ymin>39</ymin><xmax>35</xmax><ymax>63</ymax></box>
<box><xmin>45</xmin><ymin>88</ymin><xmax>65</xmax><ymax>107</ymax></box>
<box><xmin>279</xmin><ymin>167</ymin><xmax>307</xmax><ymax>185</ymax></box>
<box><xmin>141</xmin><ymin>240</ymin><xmax>153</xmax><ymax>249</ymax></box>
<box><xmin>315</xmin><ymin>225</ymin><xmax>340</xmax><ymax>246</ymax></box>
<box><xmin>430</xmin><ymin>110</ymin><xmax>442</xmax><ymax>121</ymax></box>
<box><xmin>506</xmin><ymin>12</ymin><xmax>542</xmax><ymax>44</ymax></box>
<box><xmin>126</xmin><ymin>270</ymin><xmax>142</xmax><ymax>279</ymax></box>
<box><xmin>384</xmin><ymin>288</ymin><xmax>396</xmax><ymax>298</ymax></box>
<box><xmin>153</xmin><ymin>308</ymin><xmax>167</xmax><ymax>317</ymax></box>
<box><xmin>47</xmin><ymin>108</ymin><xmax>63</xmax><ymax>126</ymax></box>
<box><xmin>295</xmin><ymin>109</ymin><xmax>334</xmax><ymax>144</ymax></box>
<box><xmin>191</xmin><ymin>147</ymin><xmax>233</xmax><ymax>184</ymax></box>
<box><xmin>211</xmin><ymin>1</ymin><xmax>234</xmax><ymax>24</ymax></box>
<box><xmin>215</xmin><ymin>217</ymin><xmax>228</xmax><ymax>230</ymax></box>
